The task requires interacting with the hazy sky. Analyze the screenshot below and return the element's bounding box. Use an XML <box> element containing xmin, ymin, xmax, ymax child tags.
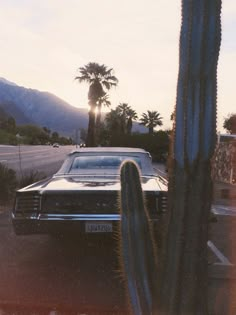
<box><xmin>0</xmin><ymin>0</ymin><xmax>235</xmax><ymax>131</ymax></box>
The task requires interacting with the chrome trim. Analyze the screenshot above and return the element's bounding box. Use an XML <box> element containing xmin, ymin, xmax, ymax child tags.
<box><xmin>11</xmin><ymin>213</ymin><xmax>160</xmax><ymax>222</ymax></box>
<box><xmin>38</xmin><ymin>214</ymin><xmax>121</xmax><ymax>221</ymax></box>
<box><xmin>12</xmin><ymin>213</ymin><xmax>38</xmax><ymax>220</ymax></box>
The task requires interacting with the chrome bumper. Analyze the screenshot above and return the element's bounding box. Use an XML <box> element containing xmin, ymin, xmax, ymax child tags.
<box><xmin>11</xmin><ymin>213</ymin><xmax>159</xmax><ymax>235</ymax></box>
<box><xmin>12</xmin><ymin>213</ymin><xmax>121</xmax><ymax>221</ymax></box>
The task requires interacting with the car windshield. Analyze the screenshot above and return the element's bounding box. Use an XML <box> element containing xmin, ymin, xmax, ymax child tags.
<box><xmin>68</xmin><ymin>155</ymin><xmax>142</xmax><ymax>174</ymax></box>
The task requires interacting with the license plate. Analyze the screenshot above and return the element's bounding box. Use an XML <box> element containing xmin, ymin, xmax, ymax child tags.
<box><xmin>85</xmin><ymin>221</ymin><xmax>113</xmax><ymax>233</ymax></box>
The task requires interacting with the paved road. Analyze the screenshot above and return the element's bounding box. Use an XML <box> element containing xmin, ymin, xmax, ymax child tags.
<box><xmin>0</xmin><ymin>211</ymin><xmax>126</xmax><ymax>314</ymax></box>
<box><xmin>0</xmin><ymin>145</ymin><xmax>75</xmax><ymax>176</ymax></box>
<box><xmin>0</xmin><ymin>204</ymin><xmax>235</xmax><ymax>314</ymax></box>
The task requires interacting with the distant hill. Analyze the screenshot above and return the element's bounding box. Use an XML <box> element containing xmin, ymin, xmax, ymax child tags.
<box><xmin>0</xmin><ymin>78</ymin><xmax>88</xmax><ymax>136</ymax></box>
<box><xmin>0</xmin><ymin>101</ymin><xmax>32</xmax><ymax>125</ymax></box>
<box><xmin>0</xmin><ymin>106</ymin><xmax>9</xmax><ymax>121</ymax></box>
<box><xmin>0</xmin><ymin>78</ymin><xmax>147</xmax><ymax>136</ymax></box>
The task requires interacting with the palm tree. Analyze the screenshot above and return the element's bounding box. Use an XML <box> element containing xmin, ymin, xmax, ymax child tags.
<box><xmin>75</xmin><ymin>62</ymin><xmax>118</xmax><ymax>146</ymax></box>
<box><xmin>105</xmin><ymin>104</ymin><xmax>138</xmax><ymax>144</ymax></box>
<box><xmin>105</xmin><ymin>108</ymin><xmax>122</xmax><ymax>145</ymax></box>
<box><xmin>96</xmin><ymin>94</ymin><xmax>111</xmax><ymax>130</ymax></box>
<box><xmin>105</xmin><ymin>108</ymin><xmax>121</xmax><ymax>131</ymax></box>
<box><xmin>139</xmin><ymin>110</ymin><xmax>163</xmax><ymax>134</ymax></box>
<box><xmin>126</xmin><ymin>108</ymin><xmax>138</xmax><ymax>135</ymax></box>
<box><xmin>117</xmin><ymin>103</ymin><xmax>133</xmax><ymax>135</ymax></box>
<box><xmin>96</xmin><ymin>94</ymin><xmax>111</xmax><ymax>144</ymax></box>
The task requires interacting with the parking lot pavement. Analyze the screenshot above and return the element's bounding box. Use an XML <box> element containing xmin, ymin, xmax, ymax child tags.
<box><xmin>208</xmin><ymin>181</ymin><xmax>236</xmax><ymax>314</ymax></box>
<box><xmin>153</xmin><ymin>164</ymin><xmax>236</xmax><ymax>313</ymax></box>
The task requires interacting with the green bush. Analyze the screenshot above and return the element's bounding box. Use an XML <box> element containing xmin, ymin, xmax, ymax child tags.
<box><xmin>0</xmin><ymin>163</ymin><xmax>17</xmax><ymax>203</ymax></box>
<box><xmin>122</xmin><ymin>131</ymin><xmax>170</xmax><ymax>162</ymax></box>
<box><xmin>0</xmin><ymin>129</ymin><xmax>17</xmax><ymax>145</ymax></box>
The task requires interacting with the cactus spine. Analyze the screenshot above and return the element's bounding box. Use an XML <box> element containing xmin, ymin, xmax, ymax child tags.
<box><xmin>119</xmin><ymin>160</ymin><xmax>158</xmax><ymax>315</ymax></box>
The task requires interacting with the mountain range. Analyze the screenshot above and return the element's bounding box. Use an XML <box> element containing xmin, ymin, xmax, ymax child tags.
<box><xmin>0</xmin><ymin>78</ymin><xmax>146</xmax><ymax>136</ymax></box>
<box><xmin>0</xmin><ymin>78</ymin><xmax>89</xmax><ymax>137</ymax></box>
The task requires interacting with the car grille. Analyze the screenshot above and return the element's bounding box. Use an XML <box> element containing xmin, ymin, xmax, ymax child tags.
<box><xmin>15</xmin><ymin>192</ymin><xmax>41</xmax><ymax>216</ymax></box>
<box><xmin>42</xmin><ymin>193</ymin><xmax>119</xmax><ymax>214</ymax></box>
<box><xmin>41</xmin><ymin>192</ymin><xmax>167</xmax><ymax>216</ymax></box>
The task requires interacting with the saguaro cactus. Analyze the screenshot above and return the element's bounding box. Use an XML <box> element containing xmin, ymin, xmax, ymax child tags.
<box><xmin>119</xmin><ymin>161</ymin><xmax>158</xmax><ymax>315</ymax></box>
<box><xmin>159</xmin><ymin>1</ymin><xmax>222</xmax><ymax>314</ymax></box>
<box><xmin>118</xmin><ymin>1</ymin><xmax>222</xmax><ymax>314</ymax></box>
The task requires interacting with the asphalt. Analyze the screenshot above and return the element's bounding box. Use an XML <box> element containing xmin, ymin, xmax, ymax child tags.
<box><xmin>213</xmin><ymin>180</ymin><xmax>236</xmax><ymax>206</ymax></box>
<box><xmin>209</xmin><ymin>181</ymin><xmax>236</xmax><ymax>314</ymax></box>
<box><xmin>153</xmin><ymin>164</ymin><xmax>236</xmax><ymax>314</ymax></box>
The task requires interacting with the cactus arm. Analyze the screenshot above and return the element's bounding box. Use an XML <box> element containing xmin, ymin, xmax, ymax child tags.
<box><xmin>119</xmin><ymin>161</ymin><xmax>158</xmax><ymax>315</ymax></box>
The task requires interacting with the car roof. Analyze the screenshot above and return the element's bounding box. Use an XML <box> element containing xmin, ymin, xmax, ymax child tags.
<box><xmin>69</xmin><ymin>147</ymin><xmax>149</xmax><ymax>155</ymax></box>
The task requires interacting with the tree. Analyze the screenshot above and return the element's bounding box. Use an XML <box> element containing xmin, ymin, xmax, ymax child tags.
<box><xmin>0</xmin><ymin>115</ymin><xmax>16</xmax><ymax>134</ymax></box>
<box><xmin>139</xmin><ymin>110</ymin><xmax>163</xmax><ymax>134</ymax></box>
<box><xmin>117</xmin><ymin>103</ymin><xmax>130</xmax><ymax>135</ymax></box>
<box><xmin>223</xmin><ymin>113</ymin><xmax>236</xmax><ymax>134</ymax></box>
<box><xmin>126</xmin><ymin>108</ymin><xmax>138</xmax><ymax>135</ymax></box>
<box><xmin>17</xmin><ymin>125</ymin><xmax>50</xmax><ymax>145</ymax></box>
<box><xmin>117</xmin><ymin>103</ymin><xmax>137</xmax><ymax>135</ymax></box>
<box><xmin>170</xmin><ymin>111</ymin><xmax>175</xmax><ymax>121</ymax></box>
<box><xmin>51</xmin><ymin>131</ymin><xmax>59</xmax><ymax>143</ymax></box>
<box><xmin>104</xmin><ymin>104</ymin><xmax>138</xmax><ymax>145</ymax></box>
<box><xmin>95</xmin><ymin>94</ymin><xmax>111</xmax><ymax>143</ymax></box>
<box><xmin>105</xmin><ymin>108</ymin><xmax>123</xmax><ymax>145</ymax></box>
<box><xmin>75</xmin><ymin>62</ymin><xmax>118</xmax><ymax>146</ymax></box>
<box><xmin>43</xmin><ymin>126</ymin><xmax>51</xmax><ymax>136</ymax></box>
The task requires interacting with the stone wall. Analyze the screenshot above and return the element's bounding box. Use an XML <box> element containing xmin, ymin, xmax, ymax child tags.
<box><xmin>212</xmin><ymin>141</ymin><xmax>236</xmax><ymax>184</ymax></box>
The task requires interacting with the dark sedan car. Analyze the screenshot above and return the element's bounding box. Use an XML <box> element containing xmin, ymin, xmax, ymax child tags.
<box><xmin>12</xmin><ymin>147</ymin><xmax>167</xmax><ymax>236</ymax></box>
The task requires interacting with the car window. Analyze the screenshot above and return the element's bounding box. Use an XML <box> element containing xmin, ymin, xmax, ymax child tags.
<box><xmin>68</xmin><ymin>155</ymin><xmax>142</xmax><ymax>173</ymax></box>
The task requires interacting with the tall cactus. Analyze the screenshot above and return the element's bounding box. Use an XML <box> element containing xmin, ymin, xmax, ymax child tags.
<box><xmin>159</xmin><ymin>1</ymin><xmax>222</xmax><ymax>314</ymax></box>
<box><xmin>118</xmin><ymin>1</ymin><xmax>222</xmax><ymax>314</ymax></box>
<box><xmin>118</xmin><ymin>160</ymin><xmax>158</xmax><ymax>315</ymax></box>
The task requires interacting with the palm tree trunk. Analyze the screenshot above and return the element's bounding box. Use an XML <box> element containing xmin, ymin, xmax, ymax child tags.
<box><xmin>127</xmin><ymin>117</ymin><xmax>132</xmax><ymax>135</ymax></box>
<box><xmin>86</xmin><ymin>102</ymin><xmax>96</xmax><ymax>147</ymax></box>
<box><xmin>95</xmin><ymin>103</ymin><xmax>102</xmax><ymax>144</ymax></box>
<box><xmin>149</xmin><ymin>126</ymin><xmax>153</xmax><ymax>134</ymax></box>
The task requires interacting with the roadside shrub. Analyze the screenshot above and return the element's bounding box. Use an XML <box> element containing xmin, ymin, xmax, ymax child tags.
<box><xmin>0</xmin><ymin>163</ymin><xmax>17</xmax><ymax>204</ymax></box>
<box><xmin>18</xmin><ymin>170</ymin><xmax>47</xmax><ymax>188</ymax></box>
<box><xmin>0</xmin><ymin>129</ymin><xmax>17</xmax><ymax>145</ymax></box>
<box><xmin>121</xmin><ymin>131</ymin><xmax>170</xmax><ymax>162</ymax></box>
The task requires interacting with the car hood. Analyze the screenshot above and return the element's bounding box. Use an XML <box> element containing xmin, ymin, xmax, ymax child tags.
<box><xmin>18</xmin><ymin>175</ymin><xmax>167</xmax><ymax>193</ymax></box>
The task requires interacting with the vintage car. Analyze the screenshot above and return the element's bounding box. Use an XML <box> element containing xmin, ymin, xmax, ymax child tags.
<box><xmin>11</xmin><ymin>147</ymin><xmax>168</xmax><ymax>236</ymax></box>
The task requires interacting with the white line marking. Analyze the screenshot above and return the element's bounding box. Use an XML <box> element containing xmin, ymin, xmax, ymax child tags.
<box><xmin>207</xmin><ymin>240</ymin><xmax>234</xmax><ymax>266</ymax></box>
